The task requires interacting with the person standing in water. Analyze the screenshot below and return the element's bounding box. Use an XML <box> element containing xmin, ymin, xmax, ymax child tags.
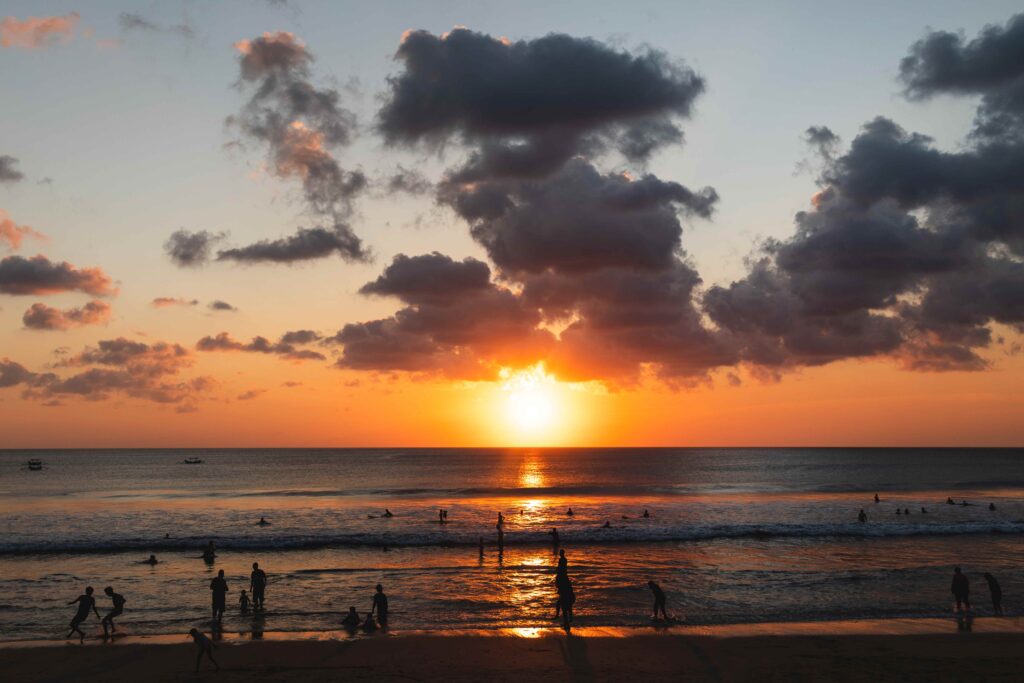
<box><xmin>189</xmin><ymin>628</ymin><xmax>219</xmax><ymax>673</ymax></box>
<box><xmin>951</xmin><ymin>566</ymin><xmax>971</xmax><ymax>613</ymax></box>
<box><xmin>202</xmin><ymin>541</ymin><xmax>216</xmax><ymax>563</ymax></box>
<box><xmin>210</xmin><ymin>569</ymin><xmax>228</xmax><ymax>621</ymax></box>
<box><xmin>648</xmin><ymin>581</ymin><xmax>668</xmax><ymax>620</ymax></box>
<box><xmin>983</xmin><ymin>573</ymin><xmax>1003</xmax><ymax>615</ymax></box>
<box><xmin>858</xmin><ymin>509</ymin><xmax>867</xmax><ymax>523</ymax></box>
<box><xmin>549</xmin><ymin>527</ymin><xmax>560</xmax><ymax>548</ymax></box>
<box><xmin>238</xmin><ymin>590</ymin><xmax>251</xmax><ymax>615</ymax></box>
<box><xmin>67</xmin><ymin>586</ymin><xmax>100</xmax><ymax>641</ymax></box>
<box><xmin>250</xmin><ymin>562</ymin><xmax>267</xmax><ymax>610</ymax></box>
<box><xmin>342</xmin><ymin>606</ymin><xmax>360</xmax><ymax>630</ymax></box>
<box><xmin>370</xmin><ymin>584</ymin><xmax>389</xmax><ymax>628</ymax></box>
<box><xmin>101</xmin><ymin>587</ymin><xmax>126</xmax><ymax>637</ymax></box>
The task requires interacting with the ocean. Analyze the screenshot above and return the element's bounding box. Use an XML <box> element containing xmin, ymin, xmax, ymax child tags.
<box><xmin>0</xmin><ymin>448</ymin><xmax>1021</xmax><ymax>642</ymax></box>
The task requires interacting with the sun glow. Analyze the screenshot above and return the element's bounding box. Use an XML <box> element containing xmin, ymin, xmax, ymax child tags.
<box><xmin>500</xmin><ymin>363</ymin><xmax>561</xmax><ymax>443</ymax></box>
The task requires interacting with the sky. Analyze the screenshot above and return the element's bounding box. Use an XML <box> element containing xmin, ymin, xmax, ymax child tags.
<box><xmin>1</xmin><ymin>0</ymin><xmax>1023</xmax><ymax>447</ymax></box>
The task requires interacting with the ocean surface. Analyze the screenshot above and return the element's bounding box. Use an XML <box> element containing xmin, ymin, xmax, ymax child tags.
<box><xmin>0</xmin><ymin>448</ymin><xmax>1021</xmax><ymax>642</ymax></box>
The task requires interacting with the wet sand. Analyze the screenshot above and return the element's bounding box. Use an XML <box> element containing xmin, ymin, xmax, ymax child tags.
<box><xmin>2</xmin><ymin>630</ymin><xmax>1022</xmax><ymax>682</ymax></box>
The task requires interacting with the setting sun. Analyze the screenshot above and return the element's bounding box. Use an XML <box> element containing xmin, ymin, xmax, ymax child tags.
<box><xmin>501</xmin><ymin>363</ymin><xmax>560</xmax><ymax>439</ymax></box>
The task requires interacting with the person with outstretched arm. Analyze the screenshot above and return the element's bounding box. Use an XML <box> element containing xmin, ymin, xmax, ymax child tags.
<box><xmin>370</xmin><ymin>584</ymin><xmax>389</xmax><ymax>628</ymax></box>
<box><xmin>189</xmin><ymin>628</ymin><xmax>220</xmax><ymax>673</ymax></box>
<box><xmin>67</xmin><ymin>586</ymin><xmax>101</xmax><ymax>641</ymax></box>
<box><xmin>101</xmin><ymin>587</ymin><xmax>126</xmax><ymax>636</ymax></box>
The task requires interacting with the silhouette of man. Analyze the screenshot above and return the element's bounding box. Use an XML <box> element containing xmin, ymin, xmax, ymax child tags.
<box><xmin>874</xmin><ymin>494</ymin><xmax>880</xmax><ymax>503</ymax></box>
<box><xmin>559</xmin><ymin>580</ymin><xmax>576</xmax><ymax>629</ymax></box>
<box><xmin>210</xmin><ymin>569</ymin><xmax>229</xmax><ymax>621</ymax></box>
<box><xmin>250</xmin><ymin>562</ymin><xmax>268</xmax><ymax>610</ymax></box>
<box><xmin>648</xmin><ymin>581</ymin><xmax>668</xmax><ymax>620</ymax></box>
<box><xmin>550</xmin><ymin>527</ymin><xmax>560</xmax><ymax>547</ymax></box>
<box><xmin>983</xmin><ymin>573</ymin><xmax>1003</xmax><ymax>616</ymax></box>
<box><xmin>101</xmin><ymin>586</ymin><xmax>126</xmax><ymax>636</ymax></box>
<box><xmin>371</xmin><ymin>584</ymin><xmax>389</xmax><ymax>627</ymax></box>
<box><xmin>67</xmin><ymin>586</ymin><xmax>100</xmax><ymax>641</ymax></box>
<box><xmin>202</xmin><ymin>541</ymin><xmax>216</xmax><ymax>563</ymax></box>
<box><xmin>189</xmin><ymin>628</ymin><xmax>219</xmax><ymax>673</ymax></box>
<box><xmin>342</xmin><ymin>606</ymin><xmax>361</xmax><ymax>630</ymax></box>
<box><xmin>951</xmin><ymin>566</ymin><xmax>971</xmax><ymax>613</ymax></box>
<box><xmin>858</xmin><ymin>509</ymin><xmax>867</xmax><ymax>523</ymax></box>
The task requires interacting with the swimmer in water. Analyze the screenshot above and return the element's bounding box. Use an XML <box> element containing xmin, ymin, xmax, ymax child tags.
<box><xmin>239</xmin><ymin>590</ymin><xmax>250</xmax><ymax>614</ymax></box>
<box><xmin>141</xmin><ymin>554</ymin><xmax>158</xmax><ymax>565</ymax></box>
<box><xmin>257</xmin><ymin>517</ymin><xmax>270</xmax><ymax>526</ymax></box>
<box><xmin>858</xmin><ymin>509</ymin><xmax>867</xmax><ymax>522</ymax></box>
<box><xmin>874</xmin><ymin>494</ymin><xmax>880</xmax><ymax>503</ymax></box>
<box><xmin>921</xmin><ymin>507</ymin><xmax>928</xmax><ymax>513</ymax></box>
<box><xmin>201</xmin><ymin>541</ymin><xmax>216</xmax><ymax>563</ymax></box>
<box><xmin>904</xmin><ymin>508</ymin><xmax>910</xmax><ymax>515</ymax></box>
<box><xmin>601</xmin><ymin>520</ymin><xmax>612</xmax><ymax>529</ymax></box>
<box><xmin>989</xmin><ymin>503</ymin><xmax>997</xmax><ymax>511</ymax></box>
<box><xmin>383</xmin><ymin>509</ymin><xmax>393</xmax><ymax>518</ymax></box>
<box><xmin>947</xmin><ymin>497</ymin><xmax>955</xmax><ymax>505</ymax></box>
<box><xmin>567</xmin><ymin>508</ymin><xmax>574</xmax><ymax>516</ymax></box>
<box><xmin>896</xmin><ymin>508</ymin><xmax>901</xmax><ymax>515</ymax></box>
<box><xmin>342</xmin><ymin>606</ymin><xmax>360</xmax><ymax>630</ymax></box>
<box><xmin>643</xmin><ymin>509</ymin><xmax>650</xmax><ymax>518</ymax></box>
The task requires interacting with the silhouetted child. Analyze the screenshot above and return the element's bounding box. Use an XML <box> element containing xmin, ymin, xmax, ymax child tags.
<box><xmin>361</xmin><ymin>612</ymin><xmax>378</xmax><ymax>632</ymax></box>
<box><xmin>239</xmin><ymin>590</ymin><xmax>251</xmax><ymax>614</ymax></box>
<box><xmin>648</xmin><ymin>581</ymin><xmax>668</xmax><ymax>620</ymax></box>
<box><xmin>342</xmin><ymin>606</ymin><xmax>360</xmax><ymax>629</ymax></box>
<box><xmin>983</xmin><ymin>573</ymin><xmax>1003</xmax><ymax>615</ymax></box>
<box><xmin>67</xmin><ymin>586</ymin><xmax>100</xmax><ymax>641</ymax></box>
<box><xmin>188</xmin><ymin>628</ymin><xmax>219</xmax><ymax>673</ymax></box>
<box><xmin>101</xmin><ymin>586</ymin><xmax>125</xmax><ymax>636</ymax></box>
<box><xmin>951</xmin><ymin>566</ymin><xmax>971</xmax><ymax>612</ymax></box>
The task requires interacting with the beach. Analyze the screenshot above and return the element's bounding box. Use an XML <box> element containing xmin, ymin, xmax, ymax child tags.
<box><xmin>3</xmin><ymin>629</ymin><xmax>1024</xmax><ymax>682</ymax></box>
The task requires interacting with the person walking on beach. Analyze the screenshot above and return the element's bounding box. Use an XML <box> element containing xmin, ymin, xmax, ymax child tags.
<box><xmin>648</xmin><ymin>581</ymin><xmax>668</xmax><ymax>620</ymax></box>
<box><xmin>983</xmin><ymin>573</ymin><xmax>1003</xmax><ymax>615</ymax></box>
<box><xmin>189</xmin><ymin>628</ymin><xmax>220</xmax><ymax>673</ymax></box>
<box><xmin>101</xmin><ymin>586</ymin><xmax>126</xmax><ymax>637</ymax></box>
<box><xmin>67</xmin><ymin>586</ymin><xmax>100</xmax><ymax>641</ymax></box>
<box><xmin>951</xmin><ymin>566</ymin><xmax>971</xmax><ymax>613</ymax></box>
<box><xmin>250</xmin><ymin>562</ymin><xmax>267</xmax><ymax>610</ymax></box>
<box><xmin>558</xmin><ymin>580</ymin><xmax>576</xmax><ymax>629</ymax></box>
<box><xmin>210</xmin><ymin>569</ymin><xmax>228</xmax><ymax>621</ymax></box>
<box><xmin>371</xmin><ymin>584</ymin><xmax>389</xmax><ymax>628</ymax></box>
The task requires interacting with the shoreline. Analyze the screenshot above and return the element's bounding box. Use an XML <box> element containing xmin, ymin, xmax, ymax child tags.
<box><xmin>2</xmin><ymin>629</ymin><xmax>1023</xmax><ymax>682</ymax></box>
<box><xmin>3</xmin><ymin>616</ymin><xmax>1022</xmax><ymax>649</ymax></box>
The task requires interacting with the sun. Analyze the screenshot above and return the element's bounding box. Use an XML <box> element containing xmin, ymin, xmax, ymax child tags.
<box><xmin>500</xmin><ymin>363</ymin><xmax>560</xmax><ymax>440</ymax></box>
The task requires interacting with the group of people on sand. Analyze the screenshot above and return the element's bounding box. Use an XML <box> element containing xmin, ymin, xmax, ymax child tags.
<box><xmin>858</xmin><ymin>493</ymin><xmax>1000</xmax><ymax>522</ymax></box>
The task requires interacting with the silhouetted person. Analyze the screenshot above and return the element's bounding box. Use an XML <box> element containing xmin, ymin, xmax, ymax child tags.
<box><xmin>896</xmin><ymin>508</ymin><xmax>901</xmax><ymax>515</ymax></box>
<box><xmin>550</xmin><ymin>527</ymin><xmax>560</xmax><ymax>546</ymax></box>
<box><xmin>478</xmin><ymin>537</ymin><xmax>484</xmax><ymax>558</ymax></box>
<box><xmin>257</xmin><ymin>516</ymin><xmax>270</xmax><ymax>526</ymax></box>
<box><xmin>567</xmin><ymin>508</ymin><xmax>574</xmax><ymax>516</ymax></box>
<box><xmin>989</xmin><ymin>503</ymin><xmax>997</xmax><ymax>511</ymax></box>
<box><xmin>342</xmin><ymin>606</ymin><xmax>360</xmax><ymax>630</ymax></box>
<box><xmin>439</xmin><ymin>509</ymin><xmax>444</xmax><ymax>524</ymax></box>
<box><xmin>250</xmin><ymin>562</ymin><xmax>267</xmax><ymax>610</ymax></box>
<box><xmin>497</xmin><ymin>512</ymin><xmax>504</xmax><ymax>529</ymax></box>
<box><xmin>601</xmin><ymin>520</ymin><xmax>611</xmax><ymax>528</ymax></box>
<box><xmin>648</xmin><ymin>581</ymin><xmax>668</xmax><ymax>620</ymax></box>
<box><xmin>858</xmin><ymin>509</ymin><xmax>867</xmax><ymax>523</ymax></box>
<box><xmin>142</xmin><ymin>554</ymin><xmax>158</xmax><ymax>565</ymax></box>
<box><xmin>904</xmin><ymin>508</ymin><xmax>910</xmax><ymax>515</ymax></box>
<box><xmin>202</xmin><ymin>541</ymin><xmax>216</xmax><ymax>563</ymax></box>
<box><xmin>947</xmin><ymin>497</ymin><xmax>955</xmax><ymax>505</ymax></box>
<box><xmin>239</xmin><ymin>590</ymin><xmax>251</xmax><ymax>615</ymax></box>
<box><xmin>961</xmin><ymin>500</ymin><xmax>970</xmax><ymax>506</ymax></box>
<box><xmin>921</xmin><ymin>507</ymin><xmax>928</xmax><ymax>514</ymax></box>
<box><xmin>67</xmin><ymin>586</ymin><xmax>100</xmax><ymax>641</ymax></box>
<box><xmin>983</xmin><ymin>573</ymin><xmax>1003</xmax><ymax>615</ymax></box>
<box><xmin>643</xmin><ymin>509</ymin><xmax>650</xmax><ymax>518</ymax></box>
<box><xmin>951</xmin><ymin>566</ymin><xmax>970</xmax><ymax>613</ymax></box>
<box><xmin>443</xmin><ymin>509</ymin><xmax>448</xmax><ymax>520</ymax></box>
<box><xmin>383</xmin><ymin>509</ymin><xmax>393</xmax><ymax>517</ymax></box>
<box><xmin>874</xmin><ymin>494</ymin><xmax>880</xmax><ymax>503</ymax></box>
<box><xmin>371</xmin><ymin>584</ymin><xmax>388</xmax><ymax>627</ymax></box>
<box><xmin>497</xmin><ymin>525</ymin><xmax>505</xmax><ymax>552</ymax></box>
<box><xmin>210</xmin><ymin>569</ymin><xmax>228</xmax><ymax>621</ymax></box>
<box><xmin>189</xmin><ymin>628</ymin><xmax>219</xmax><ymax>673</ymax></box>
<box><xmin>557</xmin><ymin>549</ymin><xmax>568</xmax><ymax>579</ymax></box>
<box><xmin>101</xmin><ymin>586</ymin><xmax>125</xmax><ymax>636</ymax></box>
<box><xmin>361</xmin><ymin>612</ymin><xmax>378</xmax><ymax>632</ymax></box>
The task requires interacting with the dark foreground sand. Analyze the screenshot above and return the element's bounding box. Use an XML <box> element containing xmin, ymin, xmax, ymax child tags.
<box><xmin>2</xmin><ymin>632</ymin><xmax>1023</xmax><ymax>683</ymax></box>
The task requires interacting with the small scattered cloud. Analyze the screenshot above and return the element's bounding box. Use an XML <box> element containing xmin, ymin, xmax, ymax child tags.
<box><xmin>163</xmin><ymin>229</ymin><xmax>227</xmax><ymax>267</ymax></box>
<box><xmin>22</xmin><ymin>300</ymin><xmax>112</xmax><ymax>330</ymax></box>
<box><xmin>118</xmin><ymin>12</ymin><xmax>194</xmax><ymax>40</ymax></box>
<box><xmin>0</xmin><ymin>209</ymin><xmax>47</xmax><ymax>251</ymax></box>
<box><xmin>208</xmin><ymin>300</ymin><xmax>238</xmax><ymax>312</ymax></box>
<box><xmin>1</xmin><ymin>12</ymin><xmax>80</xmax><ymax>50</ymax></box>
<box><xmin>237</xmin><ymin>388</ymin><xmax>266</xmax><ymax>400</ymax></box>
<box><xmin>0</xmin><ymin>254</ymin><xmax>116</xmax><ymax>296</ymax></box>
<box><xmin>151</xmin><ymin>297</ymin><xmax>199</xmax><ymax>308</ymax></box>
<box><xmin>0</xmin><ymin>155</ymin><xmax>24</xmax><ymax>183</ymax></box>
<box><xmin>196</xmin><ymin>331</ymin><xmax>325</xmax><ymax>361</ymax></box>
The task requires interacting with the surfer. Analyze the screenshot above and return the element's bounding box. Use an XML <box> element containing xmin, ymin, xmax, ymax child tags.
<box><xmin>648</xmin><ymin>581</ymin><xmax>668</xmax><ymax>620</ymax></box>
<box><xmin>101</xmin><ymin>587</ymin><xmax>126</xmax><ymax>636</ymax></box>
<box><xmin>67</xmin><ymin>586</ymin><xmax>100</xmax><ymax>642</ymax></box>
<box><xmin>188</xmin><ymin>628</ymin><xmax>220</xmax><ymax>673</ymax></box>
<box><xmin>141</xmin><ymin>554</ymin><xmax>158</xmax><ymax>565</ymax></box>
<box><xmin>383</xmin><ymin>509</ymin><xmax>394</xmax><ymax>518</ymax></box>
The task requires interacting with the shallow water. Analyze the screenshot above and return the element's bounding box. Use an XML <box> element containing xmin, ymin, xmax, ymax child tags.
<box><xmin>0</xmin><ymin>448</ymin><xmax>1021</xmax><ymax>641</ymax></box>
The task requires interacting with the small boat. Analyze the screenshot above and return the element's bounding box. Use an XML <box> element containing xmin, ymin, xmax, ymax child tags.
<box><xmin>182</xmin><ymin>457</ymin><xmax>204</xmax><ymax>465</ymax></box>
<box><xmin>27</xmin><ymin>459</ymin><xmax>43</xmax><ymax>471</ymax></box>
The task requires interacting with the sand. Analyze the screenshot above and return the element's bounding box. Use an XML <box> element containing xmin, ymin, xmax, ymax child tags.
<box><xmin>2</xmin><ymin>629</ymin><xmax>1023</xmax><ymax>682</ymax></box>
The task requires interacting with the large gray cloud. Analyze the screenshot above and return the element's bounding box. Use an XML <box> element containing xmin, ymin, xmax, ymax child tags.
<box><xmin>225</xmin><ymin>31</ymin><xmax>368</xmax><ymax>263</ymax></box>
<box><xmin>164</xmin><ymin>229</ymin><xmax>226</xmax><ymax>267</ymax></box>
<box><xmin>0</xmin><ymin>155</ymin><xmax>24</xmax><ymax>184</ymax></box>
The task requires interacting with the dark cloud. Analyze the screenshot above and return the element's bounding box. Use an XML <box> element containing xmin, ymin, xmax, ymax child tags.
<box><xmin>0</xmin><ymin>155</ymin><xmax>24</xmax><ymax>184</ymax></box>
<box><xmin>1</xmin><ymin>338</ymin><xmax>212</xmax><ymax>406</ymax></box>
<box><xmin>0</xmin><ymin>254</ymin><xmax>115</xmax><ymax>296</ymax></box>
<box><xmin>119</xmin><ymin>12</ymin><xmax>194</xmax><ymax>39</ymax></box>
<box><xmin>196</xmin><ymin>331</ymin><xmax>325</xmax><ymax>361</ymax></box>
<box><xmin>237</xmin><ymin>389</ymin><xmax>266</xmax><ymax>400</ymax></box>
<box><xmin>803</xmin><ymin>125</ymin><xmax>840</xmax><ymax>161</ymax></box>
<box><xmin>152</xmin><ymin>297</ymin><xmax>199</xmax><ymax>308</ymax></box>
<box><xmin>360</xmin><ymin>252</ymin><xmax>492</xmax><ymax>304</ymax></box>
<box><xmin>385</xmin><ymin>166</ymin><xmax>432</xmax><ymax>195</ymax></box>
<box><xmin>900</xmin><ymin>13</ymin><xmax>1024</xmax><ymax>140</ymax></box>
<box><xmin>379</xmin><ymin>28</ymin><xmax>704</xmax><ymax>171</ymax></box>
<box><xmin>208</xmin><ymin>300</ymin><xmax>237</xmax><ymax>312</ymax></box>
<box><xmin>22</xmin><ymin>300</ymin><xmax>112</xmax><ymax>330</ymax></box>
<box><xmin>164</xmin><ymin>229</ymin><xmax>226</xmax><ymax>267</ymax></box>
<box><xmin>227</xmin><ymin>32</ymin><xmax>367</xmax><ymax>263</ymax></box>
